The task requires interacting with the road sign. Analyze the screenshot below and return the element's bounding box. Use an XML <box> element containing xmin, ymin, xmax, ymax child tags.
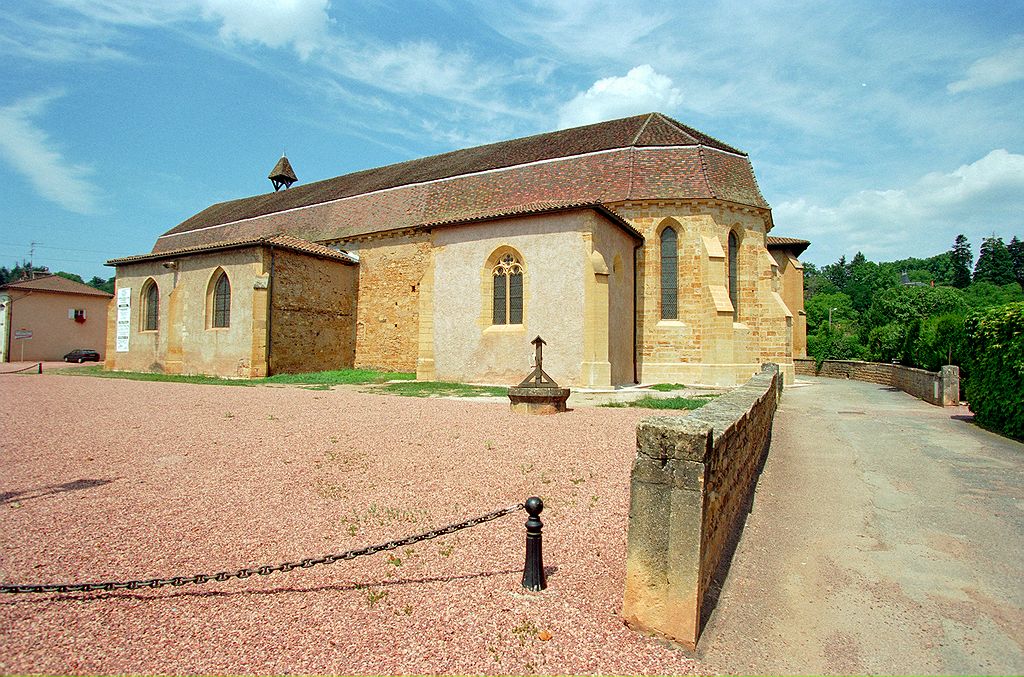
<box><xmin>14</xmin><ymin>329</ymin><xmax>32</xmax><ymax>340</ymax></box>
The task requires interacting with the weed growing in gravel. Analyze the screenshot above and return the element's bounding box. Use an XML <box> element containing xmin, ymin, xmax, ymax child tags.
<box><xmin>438</xmin><ymin>543</ymin><xmax>454</xmax><ymax>557</ymax></box>
<box><xmin>511</xmin><ymin>619</ymin><xmax>540</xmax><ymax>645</ymax></box>
<box><xmin>365</xmin><ymin>588</ymin><xmax>388</xmax><ymax>607</ymax></box>
<box><xmin>600</xmin><ymin>395</ymin><xmax>713</xmax><ymax>410</ymax></box>
<box><xmin>386</xmin><ymin>553</ymin><xmax>402</xmax><ymax>567</ymax></box>
<box><xmin>224</xmin><ymin>412</ymin><xmax>235</xmax><ymax>418</ymax></box>
<box><xmin>519</xmin><ymin>463</ymin><xmax>534</xmax><ymax>476</ymax></box>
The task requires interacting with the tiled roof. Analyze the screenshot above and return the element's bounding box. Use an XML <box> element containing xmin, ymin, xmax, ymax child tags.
<box><xmin>416</xmin><ymin>200</ymin><xmax>643</xmax><ymax>240</ymax></box>
<box><xmin>0</xmin><ymin>274</ymin><xmax>113</xmax><ymax>297</ymax></box>
<box><xmin>766</xmin><ymin>236</ymin><xmax>811</xmax><ymax>256</ymax></box>
<box><xmin>107</xmin><ymin>234</ymin><xmax>357</xmax><ymax>266</ymax></box>
<box><xmin>153</xmin><ymin>113</ymin><xmax>769</xmax><ymax>252</ymax></box>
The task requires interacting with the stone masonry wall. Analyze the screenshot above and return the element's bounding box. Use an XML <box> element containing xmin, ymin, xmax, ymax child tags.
<box><xmin>794</xmin><ymin>358</ymin><xmax>959</xmax><ymax>406</ymax></box>
<box><xmin>269</xmin><ymin>249</ymin><xmax>358</xmax><ymax>374</ymax></box>
<box><xmin>344</xmin><ymin>233</ymin><xmax>431</xmax><ymax>373</ymax></box>
<box><xmin>622</xmin><ymin>363</ymin><xmax>782</xmax><ymax>649</ymax></box>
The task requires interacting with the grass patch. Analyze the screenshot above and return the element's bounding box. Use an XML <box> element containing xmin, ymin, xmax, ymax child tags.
<box><xmin>649</xmin><ymin>382</ymin><xmax>688</xmax><ymax>392</ymax></box>
<box><xmin>377</xmin><ymin>381</ymin><xmax>508</xmax><ymax>398</ymax></box>
<box><xmin>262</xmin><ymin>369</ymin><xmax>414</xmax><ymax>385</ymax></box>
<box><xmin>601</xmin><ymin>395</ymin><xmax>715</xmax><ymax>410</ymax></box>
<box><xmin>54</xmin><ymin>365</ymin><xmax>415</xmax><ymax>387</ymax></box>
<box><xmin>52</xmin><ymin>365</ymin><xmax>251</xmax><ymax>386</ymax></box>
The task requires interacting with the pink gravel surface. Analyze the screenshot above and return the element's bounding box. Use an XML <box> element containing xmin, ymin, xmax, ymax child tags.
<box><xmin>0</xmin><ymin>373</ymin><xmax>711</xmax><ymax>675</ymax></box>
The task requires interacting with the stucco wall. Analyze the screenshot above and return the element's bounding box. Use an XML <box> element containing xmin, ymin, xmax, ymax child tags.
<box><xmin>1</xmin><ymin>290</ymin><xmax>110</xmax><ymax>362</ymax></box>
<box><xmin>616</xmin><ymin>200</ymin><xmax>793</xmax><ymax>386</ymax></box>
<box><xmin>269</xmin><ymin>249</ymin><xmax>358</xmax><ymax>373</ymax></box>
<box><xmin>108</xmin><ymin>249</ymin><xmax>266</xmax><ymax>377</ymax></box>
<box><xmin>427</xmin><ymin>213</ymin><xmax>588</xmax><ymax>386</ymax></box>
<box><xmin>588</xmin><ymin>211</ymin><xmax>638</xmax><ymax>385</ymax></box>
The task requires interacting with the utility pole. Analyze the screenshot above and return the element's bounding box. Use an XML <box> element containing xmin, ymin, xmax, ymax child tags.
<box><xmin>29</xmin><ymin>242</ymin><xmax>37</xmax><ymax>279</ymax></box>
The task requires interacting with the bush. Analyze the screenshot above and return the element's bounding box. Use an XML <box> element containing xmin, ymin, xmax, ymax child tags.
<box><xmin>867</xmin><ymin>322</ymin><xmax>905</xmax><ymax>363</ymax></box>
<box><xmin>807</xmin><ymin>328</ymin><xmax>866</xmax><ymax>367</ymax></box>
<box><xmin>963</xmin><ymin>302</ymin><xmax>1024</xmax><ymax>440</ymax></box>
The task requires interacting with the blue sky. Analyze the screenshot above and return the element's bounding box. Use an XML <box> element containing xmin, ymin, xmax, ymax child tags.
<box><xmin>1</xmin><ymin>0</ymin><xmax>1022</xmax><ymax>281</ymax></box>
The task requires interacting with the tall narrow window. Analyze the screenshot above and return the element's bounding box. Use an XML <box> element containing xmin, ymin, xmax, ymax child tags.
<box><xmin>213</xmin><ymin>272</ymin><xmax>231</xmax><ymax>328</ymax></box>
<box><xmin>142</xmin><ymin>280</ymin><xmax>159</xmax><ymax>331</ymax></box>
<box><xmin>660</xmin><ymin>227</ymin><xmax>678</xmax><ymax>319</ymax></box>
<box><xmin>492</xmin><ymin>252</ymin><xmax>523</xmax><ymax>325</ymax></box>
<box><xmin>728</xmin><ymin>231</ymin><xmax>739</xmax><ymax>321</ymax></box>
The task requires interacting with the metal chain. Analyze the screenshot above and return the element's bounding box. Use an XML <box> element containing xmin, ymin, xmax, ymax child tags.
<box><xmin>0</xmin><ymin>363</ymin><xmax>42</xmax><ymax>375</ymax></box>
<box><xmin>1</xmin><ymin>503</ymin><xmax>524</xmax><ymax>595</ymax></box>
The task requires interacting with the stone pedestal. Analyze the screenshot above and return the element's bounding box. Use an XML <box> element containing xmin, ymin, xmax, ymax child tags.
<box><xmin>508</xmin><ymin>386</ymin><xmax>571</xmax><ymax>415</ymax></box>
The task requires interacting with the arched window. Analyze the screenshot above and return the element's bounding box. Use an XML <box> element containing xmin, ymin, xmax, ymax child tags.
<box><xmin>492</xmin><ymin>252</ymin><xmax>523</xmax><ymax>325</ymax></box>
<box><xmin>142</xmin><ymin>279</ymin><xmax>158</xmax><ymax>331</ymax></box>
<box><xmin>660</xmin><ymin>227</ymin><xmax>678</xmax><ymax>319</ymax></box>
<box><xmin>212</xmin><ymin>272</ymin><xmax>231</xmax><ymax>328</ymax></box>
<box><xmin>728</xmin><ymin>230</ymin><xmax>739</xmax><ymax>321</ymax></box>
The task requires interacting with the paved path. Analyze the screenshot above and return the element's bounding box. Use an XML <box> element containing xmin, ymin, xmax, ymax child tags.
<box><xmin>698</xmin><ymin>376</ymin><xmax>1024</xmax><ymax>675</ymax></box>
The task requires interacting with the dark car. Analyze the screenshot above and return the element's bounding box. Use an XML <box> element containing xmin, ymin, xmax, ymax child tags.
<box><xmin>63</xmin><ymin>349</ymin><xmax>101</xmax><ymax>363</ymax></box>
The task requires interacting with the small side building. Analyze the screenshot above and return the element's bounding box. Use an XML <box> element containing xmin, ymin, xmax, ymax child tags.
<box><xmin>0</xmin><ymin>275</ymin><xmax>113</xmax><ymax>362</ymax></box>
<box><xmin>105</xmin><ymin>235</ymin><xmax>358</xmax><ymax>377</ymax></box>
<box><xmin>766</xmin><ymin>236</ymin><xmax>810</xmax><ymax>359</ymax></box>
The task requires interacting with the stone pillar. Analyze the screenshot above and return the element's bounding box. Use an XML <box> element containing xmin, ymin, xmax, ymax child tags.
<box><xmin>622</xmin><ymin>416</ymin><xmax>712</xmax><ymax>650</ymax></box>
<box><xmin>941</xmin><ymin>365</ymin><xmax>960</xmax><ymax>406</ymax></box>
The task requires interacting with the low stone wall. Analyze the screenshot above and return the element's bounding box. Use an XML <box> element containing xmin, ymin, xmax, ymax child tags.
<box><xmin>622</xmin><ymin>363</ymin><xmax>782</xmax><ymax>650</ymax></box>
<box><xmin>794</xmin><ymin>358</ymin><xmax>959</xmax><ymax>406</ymax></box>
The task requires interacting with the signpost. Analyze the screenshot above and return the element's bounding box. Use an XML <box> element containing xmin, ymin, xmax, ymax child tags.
<box><xmin>14</xmin><ymin>329</ymin><xmax>32</xmax><ymax>361</ymax></box>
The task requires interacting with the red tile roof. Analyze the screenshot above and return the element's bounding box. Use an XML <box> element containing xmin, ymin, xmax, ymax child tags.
<box><xmin>0</xmin><ymin>274</ymin><xmax>113</xmax><ymax>297</ymax></box>
<box><xmin>766</xmin><ymin>236</ymin><xmax>811</xmax><ymax>256</ymax></box>
<box><xmin>152</xmin><ymin>113</ymin><xmax>769</xmax><ymax>253</ymax></box>
<box><xmin>107</xmin><ymin>234</ymin><xmax>357</xmax><ymax>266</ymax></box>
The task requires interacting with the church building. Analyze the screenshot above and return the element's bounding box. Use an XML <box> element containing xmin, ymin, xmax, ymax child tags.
<box><xmin>106</xmin><ymin>113</ymin><xmax>808</xmax><ymax>386</ymax></box>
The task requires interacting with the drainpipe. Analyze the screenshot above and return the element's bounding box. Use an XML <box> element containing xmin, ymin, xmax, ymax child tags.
<box><xmin>266</xmin><ymin>246</ymin><xmax>275</xmax><ymax>375</ymax></box>
<box><xmin>633</xmin><ymin>240</ymin><xmax>642</xmax><ymax>384</ymax></box>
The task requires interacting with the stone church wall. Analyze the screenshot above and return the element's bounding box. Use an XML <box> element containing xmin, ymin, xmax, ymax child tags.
<box><xmin>616</xmin><ymin>200</ymin><xmax>793</xmax><ymax>386</ymax></box>
<box><xmin>343</xmin><ymin>233</ymin><xmax>431</xmax><ymax>373</ymax></box>
<box><xmin>268</xmin><ymin>249</ymin><xmax>358</xmax><ymax>374</ymax></box>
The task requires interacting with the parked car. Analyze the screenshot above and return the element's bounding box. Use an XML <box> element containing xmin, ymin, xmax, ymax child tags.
<box><xmin>63</xmin><ymin>349</ymin><xmax>101</xmax><ymax>363</ymax></box>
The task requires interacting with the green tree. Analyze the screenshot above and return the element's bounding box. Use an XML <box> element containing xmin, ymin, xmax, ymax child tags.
<box><xmin>865</xmin><ymin>285</ymin><xmax>969</xmax><ymax>329</ymax></box>
<box><xmin>821</xmin><ymin>255</ymin><xmax>850</xmax><ymax>291</ymax></box>
<box><xmin>805</xmin><ymin>292</ymin><xmax>857</xmax><ymax>334</ymax></box>
<box><xmin>1008</xmin><ymin>235</ymin><xmax>1024</xmax><ymax>287</ymax></box>
<box><xmin>973</xmin><ymin>236</ymin><xmax>1015</xmax><ymax>285</ymax></box>
<box><xmin>88</xmin><ymin>276</ymin><xmax>116</xmax><ymax>294</ymax></box>
<box><xmin>56</xmin><ymin>271</ymin><xmax>86</xmax><ymax>284</ymax></box>
<box><xmin>950</xmin><ymin>234</ymin><xmax>973</xmax><ymax>288</ymax></box>
<box><xmin>962</xmin><ymin>281</ymin><xmax>1024</xmax><ymax>309</ymax></box>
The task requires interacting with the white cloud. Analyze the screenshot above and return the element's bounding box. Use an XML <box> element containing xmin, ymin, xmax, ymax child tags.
<box><xmin>774</xmin><ymin>150</ymin><xmax>1024</xmax><ymax>261</ymax></box>
<box><xmin>199</xmin><ymin>0</ymin><xmax>330</xmax><ymax>59</ymax></box>
<box><xmin>948</xmin><ymin>37</ymin><xmax>1024</xmax><ymax>94</ymax></box>
<box><xmin>557</xmin><ymin>65</ymin><xmax>682</xmax><ymax>129</ymax></box>
<box><xmin>42</xmin><ymin>0</ymin><xmax>331</xmax><ymax>59</ymax></box>
<box><xmin>0</xmin><ymin>92</ymin><xmax>100</xmax><ymax>214</ymax></box>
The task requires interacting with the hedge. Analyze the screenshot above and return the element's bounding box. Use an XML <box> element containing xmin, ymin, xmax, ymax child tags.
<box><xmin>963</xmin><ymin>302</ymin><xmax>1024</xmax><ymax>440</ymax></box>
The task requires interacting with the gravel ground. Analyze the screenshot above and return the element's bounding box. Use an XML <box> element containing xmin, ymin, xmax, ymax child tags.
<box><xmin>0</xmin><ymin>373</ymin><xmax>710</xmax><ymax>675</ymax></box>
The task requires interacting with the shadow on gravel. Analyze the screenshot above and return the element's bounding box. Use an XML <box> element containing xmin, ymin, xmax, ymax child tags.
<box><xmin>1</xmin><ymin>568</ymin><xmax>527</xmax><ymax>605</ymax></box>
<box><xmin>0</xmin><ymin>478</ymin><xmax>115</xmax><ymax>505</ymax></box>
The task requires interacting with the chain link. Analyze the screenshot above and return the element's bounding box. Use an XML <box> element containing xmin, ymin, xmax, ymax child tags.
<box><xmin>1</xmin><ymin>503</ymin><xmax>524</xmax><ymax>595</ymax></box>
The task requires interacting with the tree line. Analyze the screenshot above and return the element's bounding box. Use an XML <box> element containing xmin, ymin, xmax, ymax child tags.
<box><xmin>0</xmin><ymin>260</ymin><xmax>115</xmax><ymax>294</ymax></box>
<box><xmin>804</xmin><ymin>234</ymin><xmax>1024</xmax><ymax>372</ymax></box>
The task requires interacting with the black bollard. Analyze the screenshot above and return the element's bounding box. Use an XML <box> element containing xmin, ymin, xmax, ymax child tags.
<box><xmin>37</xmin><ymin>362</ymin><xmax>42</xmax><ymax>374</ymax></box>
<box><xmin>521</xmin><ymin>496</ymin><xmax>547</xmax><ymax>591</ymax></box>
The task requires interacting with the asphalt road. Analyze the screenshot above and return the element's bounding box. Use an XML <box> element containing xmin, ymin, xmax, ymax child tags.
<box><xmin>698</xmin><ymin>376</ymin><xmax>1024</xmax><ymax>675</ymax></box>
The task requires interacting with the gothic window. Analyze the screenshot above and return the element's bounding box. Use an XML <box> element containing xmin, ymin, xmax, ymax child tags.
<box><xmin>660</xmin><ymin>227</ymin><xmax>678</xmax><ymax>319</ymax></box>
<box><xmin>728</xmin><ymin>230</ymin><xmax>739</xmax><ymax>321</ymax></box>
<box><xmin>492</xmin><ymin>252</ymin><xmax>523</xmax><ymax>325</ymax></box>
<box><xmin>213</xmin><ymin>272</ymin><xmax>231</xmax><ymax>328</ymax></box>
<box><xmin>142</xmin><ymin>280</ymin><xmax>158</xmax><ymax>331</ymax></box>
